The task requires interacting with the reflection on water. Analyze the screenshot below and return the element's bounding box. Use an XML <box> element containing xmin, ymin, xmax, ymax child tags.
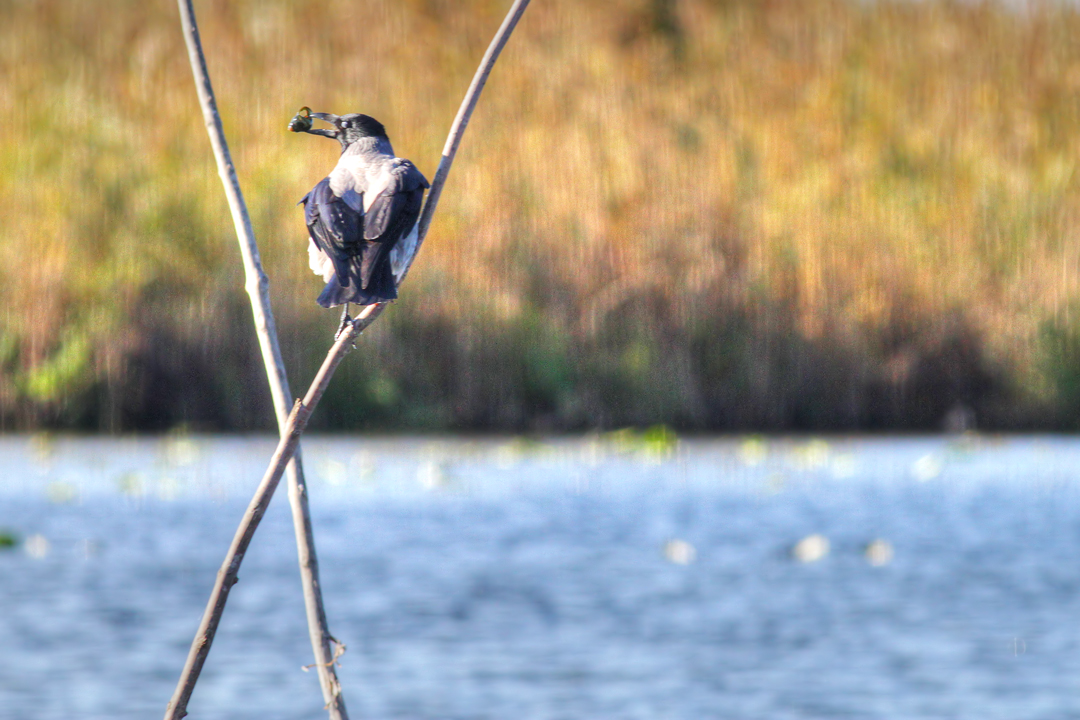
<box><xmin>1</xmin><ymin>435</ymin><xmax>1079</xmax><ymax>719</ymax></box>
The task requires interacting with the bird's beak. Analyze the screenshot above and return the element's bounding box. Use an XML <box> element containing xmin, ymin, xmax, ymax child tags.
<box><xmin>310</xmin><ymin>112</ymin><xmax>340</xmax><ymax>125</ymax></box>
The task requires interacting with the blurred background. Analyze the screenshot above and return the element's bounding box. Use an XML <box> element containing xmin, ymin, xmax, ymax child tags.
<box><xmin>5</xmin><ymin>0</ymin><xmax>1080</xmax><ymax>434</ymax></box>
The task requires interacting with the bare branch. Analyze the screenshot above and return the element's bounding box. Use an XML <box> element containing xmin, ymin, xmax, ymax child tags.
<box><xmin>164</xmin><ymin>0</ymin><xmax>530</xmax><ymax>716</ymax></box>
<box><xmin>168</xmin><ymin>0</ymin><xmax>347</xmax><ymax>717</ymax></box>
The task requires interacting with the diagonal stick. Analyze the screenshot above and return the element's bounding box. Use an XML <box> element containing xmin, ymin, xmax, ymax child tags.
<box><xmin>164</xmin><ymin>1</ymin><xmax>531</xmax><ymax>718</ymax></box>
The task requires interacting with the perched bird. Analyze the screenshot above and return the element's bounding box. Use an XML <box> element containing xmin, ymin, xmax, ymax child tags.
<box><xmin>290</xmin><ymin>109</ymin><xmax>429</xmax><ymax>330</ymax></box>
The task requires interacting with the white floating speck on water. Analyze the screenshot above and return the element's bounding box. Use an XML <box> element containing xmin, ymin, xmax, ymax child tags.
<box><xmin>162</xmin><ymin>436</ymin><xmax>199</xmax><ymax>467</ymax></box>
<box><xmin>320</xmin><ymin>459</ymin><xmax>348</xmax><ymax>486</ymax></box>
<box><xmin>349</xmin><ymin>450</ymin><xmax>377</xmax><ymax>483</ymax></box>
<box><xmin>912</xmin><ymin>454</ymin><xmax>943</xmax><ymax>482</ymax></box>
<box><xmin>865</xmin><ymin>539</ymin><xmax>894</xmax><ymax>566</ymax></box>
<box><xmin>664</xmin><ymin>539</ymin><xmax>696</xmax><ymax>565</ymax></box>
<box><xmin>738</xmin><ymin>436</ymin><xmax>767</xmax><ymax>466</ymax></box>
<box><xmin>791</xmin><ymin>439</ymin><xmax>830</xmax><ymax>469</ymax></box>
<box><xmin>792</xmin><ymin>534</ymin><xmax>829</xmax><ymax>563</ymax></box>
<box><xmin>417</xmin><ymin>461</ymin><xmax>448</xmax><ymax>489</ymax></box>
<box><xmin>493</xmin><ymin>443</ymin><xmax>519</xmax><ymax>469</ymax></box>
<box><xmin>24</xmin><ymin>534</ymin><xmax>49</xmax><ymax>560</ymax></box>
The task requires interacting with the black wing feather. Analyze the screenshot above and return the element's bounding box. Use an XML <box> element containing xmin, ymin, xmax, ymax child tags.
<box><xmin>302</xmin><ymin>178</ymin><xmax>360</xmax><ymax>288</ymax></box>
<box><xmin>360</xmin><ymin>187</ymin><xmax>425</xmax><ymax>288</ymax></box>
<box><xmin>364</xmin><ymin>161</ymin><xmax>429</xmax><ymax>242</ymax></box>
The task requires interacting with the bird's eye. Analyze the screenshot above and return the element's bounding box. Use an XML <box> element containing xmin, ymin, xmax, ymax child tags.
<box><xmin>340</xmin><ymin>120</ymin><xmax>351</xmax><ymax>129</ymax></box>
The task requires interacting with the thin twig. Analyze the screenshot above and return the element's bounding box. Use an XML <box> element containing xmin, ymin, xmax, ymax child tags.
<box><xmin>168</xmin><ymin>0</ymin><xmax>346</xmax><ymax>717</ymax></box>
<box><xmin>164</xmin><ymin>0</ymin><xmax>531</xmax><ymax>717</ymax></box>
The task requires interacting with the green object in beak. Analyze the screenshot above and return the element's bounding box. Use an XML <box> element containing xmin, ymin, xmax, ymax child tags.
<box><xmin>288</xmin><ymin>106</ymin><xmax>313</xmax><ymax>133</ymax></box>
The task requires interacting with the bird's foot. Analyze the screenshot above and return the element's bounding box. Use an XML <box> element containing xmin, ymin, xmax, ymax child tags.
<box><xmin>334</xmin><ymin>306</ymin><xmax>357</xmax><ymax>349</ymax></box>
<box><xmin>334</xmin><ymin>314</ymin><xmax>352</xmax><ymax>339</ymax></box>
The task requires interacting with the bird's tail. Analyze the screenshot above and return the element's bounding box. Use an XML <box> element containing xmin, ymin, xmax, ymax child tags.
<box><xmin>316</xmin><ymin>244</ymin><xmax>398</xmax><ymax>308</ymax></box>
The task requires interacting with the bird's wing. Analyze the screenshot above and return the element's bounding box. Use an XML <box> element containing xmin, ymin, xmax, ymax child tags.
<box><xmin>390</xmin><ymin>222</ymin><xmax>419</xmax><ymax>282</ymax></box>
<box><xmin>363</xmin><ymin>160</ymin><xmax>429</xmax><ymax>244</ymax></box>
<box><xmin>301</xmin><ymin>177</ymin><xmax>363</xmax><ymax>288</ymax></box>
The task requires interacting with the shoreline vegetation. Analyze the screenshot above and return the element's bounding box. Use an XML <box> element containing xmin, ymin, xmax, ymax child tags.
<box><xmin>4</xmin><ymin>0</ymin><xmax>1080</xmax><ymax>433</ymax></box>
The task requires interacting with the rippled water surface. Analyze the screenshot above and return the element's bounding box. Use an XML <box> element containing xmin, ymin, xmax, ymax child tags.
<box><xmin>2</xmin><ymin>435</ymin><xmax>1080</xmax><ymax>720</ymax></box>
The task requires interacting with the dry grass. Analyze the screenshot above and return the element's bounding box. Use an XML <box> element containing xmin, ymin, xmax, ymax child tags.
<box><xmin>3</xmin><ymin>0</ymin><xmax>1080</xmax><ymax>431</ymax></box>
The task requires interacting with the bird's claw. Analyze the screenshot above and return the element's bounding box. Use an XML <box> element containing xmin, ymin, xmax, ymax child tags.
<box><xmin>334</xmin><ymin>313</ymin><xmax>358</xmax><ymax>350</ymax></box>
<box><xmin>335</xmin><ymin>314</ymin><xmax>352</xmax><ymax>338</ymax></box>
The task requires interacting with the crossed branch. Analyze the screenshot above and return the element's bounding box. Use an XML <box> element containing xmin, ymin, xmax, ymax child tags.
<box><xmin>164</xmin><ymin>1</ymin><xmax>531</xmax><ymax>718</ymax></box>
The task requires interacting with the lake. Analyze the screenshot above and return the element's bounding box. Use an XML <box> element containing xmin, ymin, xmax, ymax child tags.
<box><xmin>1</xmin><ymin>434</ymin><xmax>1079</xmax><ymax>719</ymax></box>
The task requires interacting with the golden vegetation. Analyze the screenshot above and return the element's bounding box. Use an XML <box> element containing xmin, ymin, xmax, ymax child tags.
<box><xmin>3</xmin><ymin>0</ymin><xmax>1080</xmax><ymax>431</ymax></box>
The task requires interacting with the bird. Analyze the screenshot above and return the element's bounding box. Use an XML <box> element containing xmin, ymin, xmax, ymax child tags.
<box><xmin>290</xmin><ymin>108</ymin><xmax>429</xmax><ymax>334</ymax></box>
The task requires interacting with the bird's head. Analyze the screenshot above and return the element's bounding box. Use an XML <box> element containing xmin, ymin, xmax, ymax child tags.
<box><xmin>289</xmin><ymin>108</ymin><xmax>388</xmax><ymax>151</ymax></box>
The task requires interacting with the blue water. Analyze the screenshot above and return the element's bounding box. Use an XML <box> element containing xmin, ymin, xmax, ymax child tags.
<box><xmin>1</xmin><ymin>435</ymin><xmax>1079</xmax><ymax>719</ymax></box>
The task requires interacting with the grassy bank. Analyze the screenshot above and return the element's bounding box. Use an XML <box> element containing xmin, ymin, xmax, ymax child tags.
<box><xmin>3</xmin><ymin>0</ymin><xmax>1080</xmax><ymax>432</ymax></box>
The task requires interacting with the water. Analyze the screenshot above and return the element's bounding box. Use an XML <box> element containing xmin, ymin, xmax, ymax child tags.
<box><xmin>2</xmin><ymin>434</ymin><xmax>1080</xmax><ymax>720</ymax></box>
